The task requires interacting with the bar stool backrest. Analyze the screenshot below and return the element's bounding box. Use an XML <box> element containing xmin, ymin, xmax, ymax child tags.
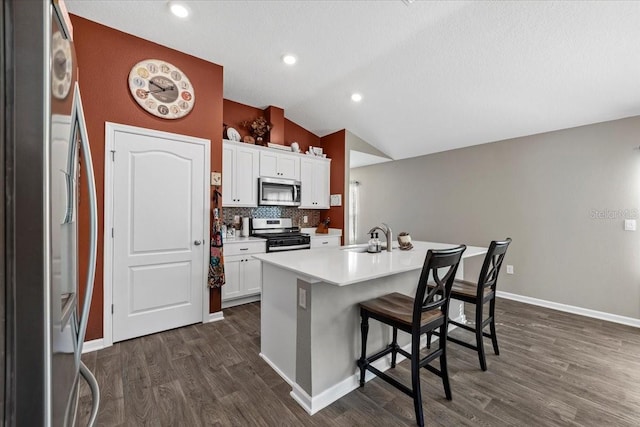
<box><xmin>476</xmin><ymin>238</ymin><xmax>512</xmax><ymax>299</ymax></box>
<box><xmin>412</xmin><ymin>245</ymin><xmax>466</xmax><ymax>328</ymax></box>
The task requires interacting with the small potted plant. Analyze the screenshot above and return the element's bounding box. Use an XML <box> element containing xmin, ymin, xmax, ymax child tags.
<box><xmin>241</xmin><ymin>116</ymin><xmax>272</xmax><ymax>145</ymax></box>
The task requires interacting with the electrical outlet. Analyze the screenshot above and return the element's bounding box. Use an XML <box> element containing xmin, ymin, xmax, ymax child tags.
<box><xmin>298</xmin><ymin>288</ymin><xmax>307</xmax><ymax>309</ymax></box>
<box><xmin>303</xmin><ymin>215</ymin><xmax>308</xmax><ymax>224</ymax></box>
<box><xmin>506</xmin><ymin>265</ymin><xmax>514</xmax><ymax>275</ymax></box>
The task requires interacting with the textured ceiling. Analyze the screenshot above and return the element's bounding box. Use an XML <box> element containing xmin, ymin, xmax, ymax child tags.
<box><xmin>66</xmin><ymin>1</ymin><xmax>640</xmax><ymax>160</ymax></box>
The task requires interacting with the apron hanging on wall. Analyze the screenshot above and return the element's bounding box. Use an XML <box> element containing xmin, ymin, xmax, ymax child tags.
<box><xmin>208</xmin><ymin>189</ymin><xmax>225</xmax><ymax>288</ymax></box>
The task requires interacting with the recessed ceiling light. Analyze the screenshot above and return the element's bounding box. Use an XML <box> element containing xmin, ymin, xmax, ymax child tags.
<box><xmin>282</xmin><ymin>54</ymin><xmax>297</xmax><ymax>65</ymax></box>
<box><xmin>351</xmin><ymin>93</ymin><xmax>363</xmax><ymax>102</ymax></box>
<box><xmin>169</xmin><ymin>2</ymin><xmax>190</xmax><ymax>18</ymax></box>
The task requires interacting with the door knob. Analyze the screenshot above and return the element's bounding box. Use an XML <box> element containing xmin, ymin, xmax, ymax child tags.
<box><xmin>194</xmin><ymin>240</ymin><xmax>202</xmax><ymax>245</ymax></box>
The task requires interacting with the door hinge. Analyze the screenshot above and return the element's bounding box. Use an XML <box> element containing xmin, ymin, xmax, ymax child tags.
<box><xmin>111</xmin><ymin>150</ymin><xmax>115</xmax><ymax>161</ymax></box>
<box><xmin>111</xmin><ymin>227</ymin><xmax>114</xmax><ymax>238</ymax></box>
<box><xmin>111</xmin><ymin>304</ymin><xmax>114</xmax><ymax>314</ymax></box>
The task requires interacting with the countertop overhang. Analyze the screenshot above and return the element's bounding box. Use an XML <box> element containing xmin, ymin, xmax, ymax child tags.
<box><xmin>253</xmin><ymin>241</ymin><xmax>487</xmax><ymax>286</ymax></box>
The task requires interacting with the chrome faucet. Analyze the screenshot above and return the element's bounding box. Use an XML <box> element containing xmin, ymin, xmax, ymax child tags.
<box><xmin>368</xmin><ymin>223</ymin><xmax>393</xmax><ymax>252</ymax></box>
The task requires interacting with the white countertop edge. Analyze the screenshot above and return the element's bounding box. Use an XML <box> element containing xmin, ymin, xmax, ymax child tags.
<box><xmin>223</xmin><ymin>236</ymin><xmax>266</xmax><ymax>243</ymax></box>
<box><xmin>301</xmin><ymin>227</ymin><xmax>342</xmax><ymax>238</ymax></box>
<box><xmin>254</xmin><ymin>242</ymin><xmax>487</xmax><ymax>287</ymax></box>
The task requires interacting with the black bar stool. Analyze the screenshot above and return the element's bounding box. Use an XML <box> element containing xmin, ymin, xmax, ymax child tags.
<box><xmin>428</xmin><ymin>238</ymin><xmax>511</xmax><ymax>371</ymax></box>
<box><xmin>357</xmin><ymin>245</ymin><xmax>466</xmax><ymax>427</ymax></box>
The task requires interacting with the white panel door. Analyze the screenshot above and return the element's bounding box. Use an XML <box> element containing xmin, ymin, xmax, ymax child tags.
<box><xmin>314</xmin><ymin>160</ymin><xmax>330</xmax><ymax>208</ymax></box>
<box><xmin>299</xmin><ymin>158</ymin><xmax>314</xmax><ymax>208</ymax></box>
<box><xmin>259</xmin><ymin>151</ymin><xmax>279</xmax><ymax>178</ymax></box>
<box><xmin>243</xmin><ymin>258</ymin><xmax>262</xmax><ymax>294</ymax></box>
<box><xmin>222</xmin><ymin>143</ymin><xmax>235</xmax><ymax>206</ymax></box>
<box><xmin>277</xmin><ymin>153</ymin><xmax>300</xmax><ymax>180</ymax></box>
<box><xmin>220</xmin><ymin>255</ymin><xmax>242</xmax><ymax>300</ymax></box>
<box><xmin>112</xmin><ymin>129</ymin><xmax>206</xmax><ymax>342</ymax></box>
<box><xmin>234</xmin><ymin>145</ymin><xmax>259</xmax><ymax>205</ymax></box>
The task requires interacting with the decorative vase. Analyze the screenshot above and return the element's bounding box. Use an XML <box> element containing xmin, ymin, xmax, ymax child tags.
<box><xmin>256</xmin><ymin>136</ymin><xmax>264</xmax><ymax>145</ymax></box>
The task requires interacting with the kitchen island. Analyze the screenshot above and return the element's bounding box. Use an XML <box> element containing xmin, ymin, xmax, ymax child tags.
<box><xmin>253</xmin><ymin>241</ymin><xmax>487</xmax><ymax>415</ymax></box>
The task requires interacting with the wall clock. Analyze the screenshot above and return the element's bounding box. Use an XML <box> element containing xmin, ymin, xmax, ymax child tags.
<box><xmin>128</xmin><ymin>59</ymin><xmax>195</xmax><ymax>119</ymax></box>
<box><xmin>51</xmin><ymin>31</ymin><xmax>72</xmax><ymax>99</ymax></box>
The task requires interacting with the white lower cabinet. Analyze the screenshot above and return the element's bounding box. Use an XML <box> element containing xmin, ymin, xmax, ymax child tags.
<box><xmin>222</xmin><ymin>240</ymin><xmax>265</xmax><ymax>308</ymax></box>
<box><xmin>310</xmin><ymin>235</ymin><xmax>341</xmax><ymax>249</ymax></box>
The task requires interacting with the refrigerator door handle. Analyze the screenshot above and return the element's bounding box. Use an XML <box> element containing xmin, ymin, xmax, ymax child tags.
<box><xmin>71</xmin><ymin>82</ymin><xmax>97</xmax><ymax>362</ymax></box>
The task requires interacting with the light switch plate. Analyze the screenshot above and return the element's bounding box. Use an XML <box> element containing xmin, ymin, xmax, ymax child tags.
<box><xmin>298</xmin><ymin>288</ymin><xmax>307</xmax><ymax>309</ymax></box>
<box><xmin>624</xmin><ymin>219</ymin><xmax>636</xmax><ymax>231</ymax></box>
<box><xmin>211</xmin><ymin>172</ymin><xmax>221</xmax><ymax>186</ymax></box>
<box><xmin>330</xmin><ymin>194</ymin><xmax>342</xmax><ymax>206</ymax></box>
<box><xmin>506</xmin><ymin>265</ymin><xmax>514</xmax><ymax>274</ymax></box>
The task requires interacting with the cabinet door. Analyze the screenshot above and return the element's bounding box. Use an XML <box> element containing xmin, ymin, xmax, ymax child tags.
<box><xmin>221</xmin><ymin>255</ymin><xmax>242</xmax><ymax>300</ymax></box>
<box><xmin>222</xmin><ymin>143</ymin><xmax>235</xmax><ymax>206</ymax></box>
<box><xmin>277</xmin><ymin>153</ymin><xmax>300</xmax><ymax>180</ymax></box>
<box><xmin>259</xmin><ymin>151</ymin><xmax>279</xmax><ymax>178</ymax></box>
<box><xmin>314</xmin><ymin>160</ymin><xmax>331</xmax><ymax>209</ymax></box>
<box><xmin>234</xmin><ymin>146</ymin><xmax>259</xmax><ymax>206</ymax></box>
<box><xmin>242</xmin><ymin>258</ymin><xmax>262</xmax><ymax>295</ymax></box>
<box><xmin>299</xmin><ymin>158</ymin><xmax>315</xmax><ymax>208</ymax></box>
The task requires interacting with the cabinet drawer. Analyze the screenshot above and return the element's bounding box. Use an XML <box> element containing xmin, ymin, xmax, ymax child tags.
<box><xmin>224</xmin><ymin>241</ymin><xmax>266</xmax><ymax>256</ymax></box>
<box><xmin>310</xmin><ymin>236</ymin><xmax>341</xmax><ymax>249</ymax></box>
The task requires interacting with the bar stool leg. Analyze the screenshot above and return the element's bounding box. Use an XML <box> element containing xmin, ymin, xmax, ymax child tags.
<box><xmin>391</xmin><ymin>327</ymin><xmax>398</xmax><ymax>368</ymax></box>
<box><xmin>439</xmin><ymin>323</ymin><xmax>452</xmax><ymax>400</ymax></box>
<box><xmin>358</xmin><ymin>310</ymin><xmax>369</xmax><ymax>387</ymax></box>
<box><xmin>476</xmin><ymin>303</ymin><xmax>487</xmax><ymax>371</ymax></box>
<box><xmin>426</xmin><ymin>331</ymin><xmax>432</xmax><ymax>349</ymax></box>
<box><xmin>489</xmin><ymin>299</ymin><xmax>499</xmax><ymax>355</ymax></box>
<box><xmin>410</xmin><ymin>333</ymin><xmax>424</xmax><ymax>427</ymax></box>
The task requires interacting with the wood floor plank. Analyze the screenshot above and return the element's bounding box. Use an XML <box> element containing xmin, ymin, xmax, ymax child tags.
<box><xmin>152</xmin><ymin>379</ymin><xmax>199</xmax><ymax>427</ymax></box>
<box><xmin>79</xmin><ymin>298</ymin><xmax>640</xmax><ymax>426</ymax></box>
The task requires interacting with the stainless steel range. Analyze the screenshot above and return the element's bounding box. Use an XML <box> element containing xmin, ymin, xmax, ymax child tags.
<box><xmin>251</xmin><ymin>218</ymin><xmax>311</xmax><ymax>252</ymax></box>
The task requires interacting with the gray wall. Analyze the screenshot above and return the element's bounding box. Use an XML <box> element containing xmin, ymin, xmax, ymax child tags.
<box><xmin>351</xmin><ymin>116</ymin><xmax>640</xmax><ymax>319</ymax></box>
<box><xmin>345</xmin><ymin>131</ymin><xmax>391</xmax><ymax>243</ymax></box>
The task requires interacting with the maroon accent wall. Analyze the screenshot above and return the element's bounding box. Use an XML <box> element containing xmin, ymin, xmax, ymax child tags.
<box><xmin>222</xmin><ymin>99</ymin><xmax>262</xmax><ymax>142</ymax></box>
<box><xmin>264</xmin><ymin>105</ymin><xmax>284</xmax><ymax>144</ymax></box>
<box><xmin>320</xmin><ymin>130</ymin><xmax>346</xmax><ymax>244</ymax></box>
<box><xmin>72</xmin><ymin>14</ymin><xmax>347</xmax><ymax>340</ymax></box>
<box><xmin>284</xmin><ymin>118</ymin><xmax>321</xmax><ymax>154</ymax></box>
<box><xmin>72</xmin><ymin>15</ymin><xmax>224</xmax><ymax>340</ymax></box>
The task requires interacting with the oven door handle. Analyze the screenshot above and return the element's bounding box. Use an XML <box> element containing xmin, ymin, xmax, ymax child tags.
<box><xmin>268</xmin><ymin>244</ymin><xmax>310</xmax><ymax>252</ymax></box>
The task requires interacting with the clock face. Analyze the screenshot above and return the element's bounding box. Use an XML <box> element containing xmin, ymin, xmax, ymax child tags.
<box><xmin>51</xmin><ymin>31</ymin><xmax>72</xmax><ymax>100</ymax></box>
<box><xmin>128</xmin><ymin>59</ymin><xmax>195</xmax><ymax>119</ymax></box>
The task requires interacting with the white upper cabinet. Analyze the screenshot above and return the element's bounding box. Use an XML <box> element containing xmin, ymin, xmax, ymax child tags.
<box><xmin>299</xmin><ymin>157</ymin><xmax>330</xmax><ymax>209</ymax></box>
<box><xmin>260</xmin><ymin>150</ymin><xmax>300</xmax><ymax>181</ymax></box>
<box><xmin>222</xmin><ymin>140</ymin><xmax>259</xmax><ymax>207</ymax></box>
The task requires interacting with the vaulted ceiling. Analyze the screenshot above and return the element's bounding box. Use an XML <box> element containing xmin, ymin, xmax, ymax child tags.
<box><xmin>66</xmin><ymin>1</ymin><xmax>640</xmax><ymax>160</ymax></box>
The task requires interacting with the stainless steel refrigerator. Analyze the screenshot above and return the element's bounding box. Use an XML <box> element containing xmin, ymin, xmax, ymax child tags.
<box><xmin>3</xmin><ymin>0</ymin><xmax>99</xmax><ymax>425</ymax></box>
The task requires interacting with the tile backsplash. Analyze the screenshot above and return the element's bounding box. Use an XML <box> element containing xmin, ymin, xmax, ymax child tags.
<box><xmin>223</xmin><ymin>206</ymin><xmax>321</xmax><ymax>228</ymax></box>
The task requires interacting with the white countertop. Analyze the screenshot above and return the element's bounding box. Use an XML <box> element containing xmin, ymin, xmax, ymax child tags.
<box><xmin>301</xmin><ymin>227</ymin><xmax>342</xmax><ymax>238</ymax></box>
<box><xmin>253</xmin><ymin>241</ymin><xmax>487</xmax><ymax>286</ymax></box>
<box><xmin>223</xmin><ymin>236</ymin><xmax>266</xmax><ymax>243</ymax></box>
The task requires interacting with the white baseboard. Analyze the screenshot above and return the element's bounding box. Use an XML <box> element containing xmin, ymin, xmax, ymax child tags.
<box><xmin>204</xmin><ymin>311</ymin><xmax>224</xmax><ymax>324</ymax></box>
<box><xmin>82</xmin><ymin>338</ymin><xmax>104</xmax><ymax>354</ymax></box>
<box><xmin>288</xmin><ymin>334</ymin><xmax>438</xmax><ymax>415</ymax></box>
<box><xmin>497</xmin><ymin>291</ymin><xmax>640</xmax><ymax>328</ymax></box>
<box><xmin>260</xmin><ymin>353</ymin><xmax>294</xmax><ymax>386</ymax></box>
<box><xmin>221</xmin><ymin>294</ymin><xmax>261</xmax><ymax>309</ymax></box>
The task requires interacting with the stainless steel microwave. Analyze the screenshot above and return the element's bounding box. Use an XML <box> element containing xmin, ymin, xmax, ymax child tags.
<box><xmin>258</xmin><ymin>177</ymin><xmax>301</xmax><ymax>206</ymax></box>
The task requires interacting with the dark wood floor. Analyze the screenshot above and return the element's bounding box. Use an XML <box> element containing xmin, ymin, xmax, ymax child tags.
<box><xmin>77</xmin><ymin>298</ymin><xmax>640</xmax><ymax>426</ymax></box>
